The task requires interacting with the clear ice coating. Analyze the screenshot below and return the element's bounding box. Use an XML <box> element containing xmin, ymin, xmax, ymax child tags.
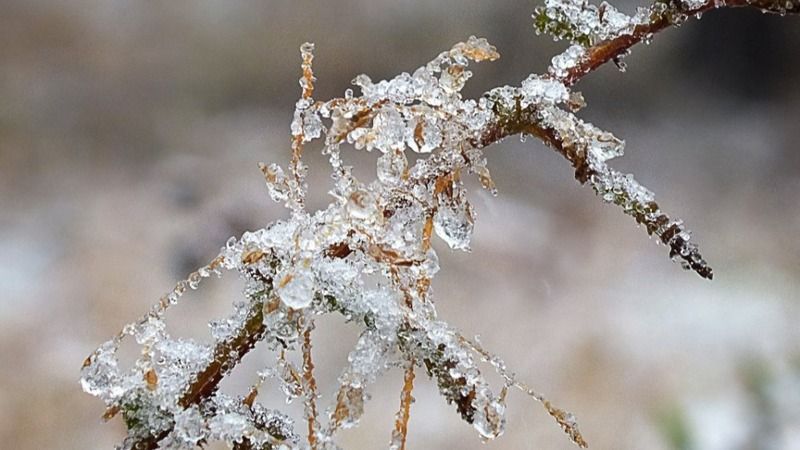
<box><xmin>81</xmin><ymin>6</ymin><xmax>724</xmax><ymax>444</ymax></box>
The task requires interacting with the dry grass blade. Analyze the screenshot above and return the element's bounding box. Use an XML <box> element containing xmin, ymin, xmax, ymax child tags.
<box><xmin>302</xmin><ymin>324</ymin><xmax>320</xmax><ymax>449</ymax></box>
<box><xmin>390</xmin><ymin>360</ymin><xmax>416</xmax><ymax>449</ymax></box>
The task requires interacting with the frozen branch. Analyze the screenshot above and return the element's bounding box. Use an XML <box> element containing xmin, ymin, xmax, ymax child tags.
<box><xmin>80</xmin><ymin>1</ymin><xmax>798</xmax><ymax>448</ymax></box>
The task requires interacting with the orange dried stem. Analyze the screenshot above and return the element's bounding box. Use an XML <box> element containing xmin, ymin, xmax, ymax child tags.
<box><xmin>544</xmin><ymin>401</ymin><xmax>589</xmax><ymax>448</ymax></box>
<box><xmin>391</xmin><ymin>360</ymin><xmax>416</xmax><ymax>450</ymax></box>
<box><xmin>302</xmin><ymin>324</ymin><xmax>320</xmax><ymax>449</ymax></box>
<box><xmin>300</xmin><ymin>43</ymin><xmax>315</xmax><ymax>100</ymax></box>
<box><xmin>290</xmin><ymin>43</ymin><xmax>316</xmax><ymax>211</ymax></box>
<box><xmin>328</xmin><ymin>384</ymin><xmax>362</xmax><ymax>434</ymax></box>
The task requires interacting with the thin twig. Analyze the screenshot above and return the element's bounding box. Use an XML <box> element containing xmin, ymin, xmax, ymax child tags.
<box><xmin>391</xmin><ymin>360</ymin><xmax>417</xmax><ymax>450</ymax></box>
<box><xmin>302</xmin><ymin>323</ymin><xmax>320</xmax><ymax>450</ymax></box>
<box><xmin>128</xmin><ymin>294</ymin><xmax>271</xmax><ymax>450</ymax></box>
<box><xmin>560</xmin><ymin>0</ymin><xmax>800</xmax><ymax>86</ymax></box>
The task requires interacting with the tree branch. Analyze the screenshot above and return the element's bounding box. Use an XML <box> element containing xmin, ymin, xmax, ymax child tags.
<box><xmin>560</xmin><ymin>0</ymin><xmax>800</xmax><ymax>86</ymax></box>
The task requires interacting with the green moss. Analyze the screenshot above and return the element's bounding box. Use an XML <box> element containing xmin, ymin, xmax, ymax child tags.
<box><xmin>122</xmin><ymin>401</ymin><xmax>144</xmax><ymax>432</ymax></box>
<box><xmin>532</xmin><ymin>8</ymin><xmax>593</xmax><ymax>46</ymax></box>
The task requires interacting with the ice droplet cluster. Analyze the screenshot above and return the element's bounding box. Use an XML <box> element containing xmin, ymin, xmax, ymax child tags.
<box><xmin>79</xmin><ymin>0</ymin><xmax>759</xmax><ymax>443</ymax></box>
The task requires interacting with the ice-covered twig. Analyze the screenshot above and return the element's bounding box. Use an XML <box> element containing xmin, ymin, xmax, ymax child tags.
<box><xmin>538</xmin><ymin>0</ymin><xmax>800</xmax><ymax>86</ymax></box>
<box><xmin>81</xmin><ymin>2</ymin><xmax>798</xmax><ymax>449</ymax></box>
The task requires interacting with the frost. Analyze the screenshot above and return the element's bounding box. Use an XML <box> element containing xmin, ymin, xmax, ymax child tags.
<box><xmin>209</xmin><ymin>301</ymin><xmax>251</xmax><ymax>342</ymax></box>
<box><xmin>81</xmin><ymin>12</ymin><xmax>733</xmax><ymax>444</ymax></box>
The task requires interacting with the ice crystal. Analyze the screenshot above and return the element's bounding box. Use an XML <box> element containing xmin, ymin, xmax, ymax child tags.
<box><xmin>86</xmin><ymin>0</ymin><xmax>797</xmax><ymax>443</ymax></box>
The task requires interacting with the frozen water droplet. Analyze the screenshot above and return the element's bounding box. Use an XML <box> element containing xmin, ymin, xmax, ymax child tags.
<box><xmin>472</xmin><ymin>395</ymin><xmax>506</xmax><ymax>440</ymax></box>
<box><xmin>434</xmin><ymin>202</ymin><xmax>474</xmax><ymax>251</ymax></box>
<box><xmin>276</xmin><ymin>267</ymin><xmax>315</xmax><ymax>309</ymax></box>
<box><xmin>440</xmin><ymin>65</ymin><xmax>472</xmax><ymax>94</ymax></box>
<box><xmin>301</xmin><ymin>110</ymin><xmax>323</xmax><ymax>142</ymax></box>
<box><xmin>259</xmin><ymin>163</ymin><xmax>291</xmax><ymax>204</ymax></box>
<box><xmin>346</xmin><ymin>189</ymin><xmax>378</xmax><ymax>221</ymax></box>
<box><xmin>134</xmin><ymin>315</ymin><xmax>166</xmax><ymax>345</ymax></box>
<box><xmin>352</xmin><ymin>74</ymin><xmax>372</xmax><ymax>91</ymax></box>
<box><xmin>408</xmin><ymin>116</ymin><xmax>442</xmax><ymax>153</ymax></box>
<box><xmin>300</xmin><ymin>42</ymin><xmax>315</xmax><ymax>55</ymax></box>
<box><xmin>567</xmin><ymin>91</ymin><xmax>586</xmax><ymax>112</ymax></box>
<box><xmin>377</xmin><ymin>150</ymin><xmax>408</xmax><ymax>185</ymax></box>
<box><xmin>372</xmin><ymin>106</ymin><xmax>406</xmax><ymax>153</ymax></box>
<box><xmin>80</xmin><ymin>341</ymin><xmax>125</xmax><ymax>402</ymax></box>
<box><xmin>588</xmin><ymin>130</ymin><xmax>625</xmax><ymax>162</ymax></box>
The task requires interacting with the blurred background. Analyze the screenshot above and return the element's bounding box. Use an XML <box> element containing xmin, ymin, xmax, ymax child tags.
<box><xmin>1</xmin><ymin>1</ymin><xmax>799</xmax><ymax>449</ymax></box>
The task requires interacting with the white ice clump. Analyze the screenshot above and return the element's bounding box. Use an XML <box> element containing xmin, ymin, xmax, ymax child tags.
<box><xmin>170</xmin><ymin>406</ymin><xmax>207</xmax><ymax>447</ymax></box>
<box><xmin>521</xmin><ymin>75</ymin><xmax>570</xmax><ymax>105</ymax></box>
<box><xmin>550</xmin><ymin>44</ymin><xmax>587</xmax><ymax>79</ymax></box>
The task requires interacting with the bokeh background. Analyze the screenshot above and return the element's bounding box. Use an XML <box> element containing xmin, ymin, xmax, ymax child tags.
<box><xmin>1</xmin><ymin>1</ymin><xmax>799</xmax><ymax>449</ymax></box>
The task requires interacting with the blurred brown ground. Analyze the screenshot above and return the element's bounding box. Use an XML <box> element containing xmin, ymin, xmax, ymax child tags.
<box><xmin>1</xmin><ymin>1</ymin><xmax>799</xmax><ymax>449</ymax></box>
